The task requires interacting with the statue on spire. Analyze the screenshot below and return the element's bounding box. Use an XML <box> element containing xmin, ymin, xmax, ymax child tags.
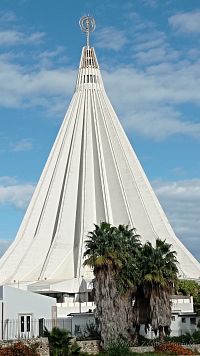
<box><xmin>79</xmin><ymin>15</ymin><xmax>96</xmax><ymax>48</ymax></box>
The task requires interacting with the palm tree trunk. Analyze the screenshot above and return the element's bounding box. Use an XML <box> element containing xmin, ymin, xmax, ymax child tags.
<box><xmin>158</xmin><ymin>326</ymin><xmax>164</xmax><ymax>342</ymax></box>
<box><xmin>133</xmin><ymin>285</ymin><xmax>150</xmax><ymax>343</ymax></box>
<box><xmin>133</xmin><ymin>324</ymin><xmax>140</xmax><ymax>344</ymax></box>
<box><xmin>149</xmin><ymin>284</ymin><xmax>171</xmax><ymax>340</ymax></box>
<box><xmin>93</xmin><ymin>267</ymin><xmax>132</xmax><ymax>347</ymax></box>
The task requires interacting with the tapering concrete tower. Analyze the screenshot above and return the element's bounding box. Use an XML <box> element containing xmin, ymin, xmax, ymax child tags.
<box><xmin>0</xmin><ymin>17</ymin><xmax>199</xmax><ymax>292</ymax></box>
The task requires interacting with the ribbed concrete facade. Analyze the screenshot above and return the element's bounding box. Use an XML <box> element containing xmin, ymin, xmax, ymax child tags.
<box><xmin>0</xmin><ymin>45</ymin><xmax>199</xmax><ymax>290</ymax></box>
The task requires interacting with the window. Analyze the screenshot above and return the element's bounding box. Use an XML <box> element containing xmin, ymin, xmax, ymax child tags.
<box><xmin>88</xmin><ymin>291</ymin><xmax>94</xmax><ymax>302</ymax></box>
<box><xmin>182</xmin><ymin>317</ymin><xmax>186</xmax><ymax>323</ymax></box>
<box><xmin>26</xmin><ymin>316</ymin><xmax>31</xmax><ymax>332</ymax></box>
<box><xmin>75</xmin><ymin>325</ymin><xmax>81</xmax><ymax>336</ymax></box>
<box><xmin>190</xmin><ymin>318</ymin><xmax>196</xmax><ymax>325</ymax></box>
<box><xmin>20</xmin><ymin>316</ymin><xmax>25</xmax><ymax>332</ymax></box>
<box><xmin>19</xmin><ymin>314</ymin><xmax>32</xmax><ymax>335</ymax></box>
<box><xmin>171</xmin><ymin>316</ymin><xmax>175</xmax><ymax>321</ymax></box>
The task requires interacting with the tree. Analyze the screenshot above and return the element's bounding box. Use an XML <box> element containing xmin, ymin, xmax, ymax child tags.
<box><xmin>83</xmin><ymin>222</ymin><xmax>141</xmax><ymax>347</ymax></box>
<box><xmin>178</xmin><ymin>279</ymin><xmax>200</xmax><ymax>316</ymax></box>
<box><xmin>134</xmin><ymin>239</ymin><xmax>179</xmax><ymax>340</ymax></box>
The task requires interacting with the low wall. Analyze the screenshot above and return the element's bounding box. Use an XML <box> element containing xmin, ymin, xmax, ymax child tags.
<box><xmin>0</xmin><ymin>338</ymin><xmax>49</xmax><ymax>356</ymax></box>
<box><xmin>186</xmin><ymin>344</ymin><xmax>200</xmax><ymax>353</ymax></box>
<box><xmin>130</xmin><ymin>346</ymin><xmax>154</xmax><ymax>353</ymax></box>
<box><xmin>77</xmin><ymin>340</ymin><xmax>100</xmax><ymax>354</ymax></box>
<box><xmin>77</xmin><ymin>341</ymin><xmax>200</xmax><ymax>355</ymax></box>
<box><xmin>130</xmin><ymin>344</ymin><xmax>200</xmax><ymax>354</ymax></box>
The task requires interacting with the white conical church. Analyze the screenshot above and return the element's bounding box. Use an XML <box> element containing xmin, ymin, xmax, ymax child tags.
<box><xmin>0</xmin><ymin>17</ymin><xmax>199</xmax><ymax>293</ymax></box>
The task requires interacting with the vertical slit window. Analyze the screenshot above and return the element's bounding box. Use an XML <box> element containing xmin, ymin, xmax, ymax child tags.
<box><xmin>21</xmin><ymin>316</ymin><xmax>24</xmax><ymax>332</ymax></box>
<box><xmin>27</xmin><ymin>316</ymin><xmax>31</xmax><ymax>332</ymax></box>
<box><xmin>87</xmin><ymin>75</ymin><xmax>89</xmax><ymax>83</ymax></box>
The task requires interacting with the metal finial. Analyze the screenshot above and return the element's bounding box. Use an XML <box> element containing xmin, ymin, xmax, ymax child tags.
<box><xmin>79</xmin><ymin>15</ymin><xmax>96</xmax><ymax>48</ymax></box>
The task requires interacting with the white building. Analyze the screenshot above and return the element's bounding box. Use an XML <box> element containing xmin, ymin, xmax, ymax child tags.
<box><xmin>67</xmin><ymin>312</ymin><xmax>95</xmax><ymax>337</ymax></box>
<box><xmin>170</xmin><ymin>295</ymin><xmax>199</xmax><ymax>336</ymax></box>
<box><xmin>0</xmin><ymin>285</ymin><xmax>56</xmax><ymax>340</ymax></box>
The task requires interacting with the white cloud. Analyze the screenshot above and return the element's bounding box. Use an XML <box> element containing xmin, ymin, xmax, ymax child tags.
<box><xmin>0</xmin><ymin>30</ymin><xmax>45</xmax><ymax>46</ymax></box>
<box><xmin>134</xmin><ymin>37</ymin><xmax>166</xmax><ymax>52</ymax></box>
<box><xmin>133</xmin><ymin>46</ymin><xmax>179</xmax><ymax>64</ymax></box>
<box><xmin>0</xmin><ymin>11</ymin><xmax>16</xmax><ymax>23</ymax></box>
<box><xmin>37</xmin><ymin>46</ymin><xmax>66</xmax><ymax>67</ymax></box>
<box><xmin>152</xmin><ymin>179</ymin><xmax>200</xmax><ymax>261</ymax></box>
<box><xmin>95</xmin><ymin>26</ymin><xmax>128</xmax><ymax>51</ymax></box>
<box><xmin>154</xmin><ymin>179</ymin><xmax>200</xmax><ymax>200</ymax></box>
<box><xmin>11</xmin><ymin>138</ymin><xmax>33</xmax><ymax>152</ymax></box>
<box><xmin>0</xmin><ymin>176</ymin><xmax>35</xmax><ymax>209</ymax></box>
<box><xmin>38</xmin><ymin>46</ymin><xmax>65</xmax><ymax>60</ymax></box>
<box><xmin>103</xmin><ymin>61</ymin><xmax>200</xmax><ymax>139</ymax></box>
<box><xmin>132</xmin><ymin>27</ymin><xmax>180</xmax><ymax>65</ymax></box>
<box><xmin>0</xmin><ymin>176</ymin><xmax>18</xmax><ymax>185</ymax></box>
<box><xmin>122</xmin><ymin>106</ymin><xmax>200</xmax><ymax>140</ymax></box>
<box><xmin>169</xmin><ymin>10</ymin><xmax>200</xmax><ymax>34</ymax></box>
<box><xmin>0</xmin><ymin>55</ymin><xmax>76</xmax><ymax>115</ymax></box>
<box><xmin>0</xmin><ymin>10</ymin><xmax>44</xmax><ymax>47</ymax></box>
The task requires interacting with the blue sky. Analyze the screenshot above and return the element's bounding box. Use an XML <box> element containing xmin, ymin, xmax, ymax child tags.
<box><xmin>0</xmin><ymin>0</ymin><xmax>200</xmax><ymax>261</ymax></box>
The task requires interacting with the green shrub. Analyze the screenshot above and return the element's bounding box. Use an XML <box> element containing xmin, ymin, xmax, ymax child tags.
<box><xmin>135</xmin><ymin>334</ymin><xmax>154</xmax><ymax>346</ymax></box>
<box><xmin>105</xmin><ymin>338</ymin><xmax>132</xmax><ymax>356</ymax></box>
<box><xmin>190</xmin><ymin>330</ymin><xmax>200</xmax><ymax>343</ymax></box>
<box><xmin>164</xmin><ymin>330</ymin><xmax>200</xmax><ymax>344</ymax></box>
<box><xmin>77</xmin><ymin>322</ymin><xmax>100</xmax><ymax>341</ymax></box>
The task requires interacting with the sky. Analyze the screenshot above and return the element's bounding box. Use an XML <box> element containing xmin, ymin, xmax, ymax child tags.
<box><xmin>0</xmin><ymin>0</ymin><xmax>200</xmax><ymax>262</ymax></box>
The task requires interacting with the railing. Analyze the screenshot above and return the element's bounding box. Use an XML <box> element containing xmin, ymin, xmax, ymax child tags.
<box><xmin>0</xmin><ymin>318</ymin><xmax>73</xmax><ymax>341</ymax></box>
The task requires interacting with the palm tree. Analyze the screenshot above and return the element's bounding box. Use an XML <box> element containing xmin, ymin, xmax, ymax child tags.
<box><xmin>135</xmin><ymin>239</ymin><xmax>179</xmax><ymax>340</ymax></box>
<box><xmin>44</xmin><ymin>326</ymin><xmax>81</xmax><ymax>355</ymax></box>
<box><xmin>83</xmin><ymin>222</ymin><xmax>141</xmax><ymax>347</ymax></box>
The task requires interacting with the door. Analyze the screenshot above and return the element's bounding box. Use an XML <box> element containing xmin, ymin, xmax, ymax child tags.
<box><xmin>19</xmin><ymin>314</ymin><xmax>32</xmax><ymax>338</ymax></box>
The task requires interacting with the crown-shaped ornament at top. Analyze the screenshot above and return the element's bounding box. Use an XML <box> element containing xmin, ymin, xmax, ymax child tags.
<box><xmin>79</xmin><ymin>15</ymin><xmax>96</xmax><ymax>48</ymax></box>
